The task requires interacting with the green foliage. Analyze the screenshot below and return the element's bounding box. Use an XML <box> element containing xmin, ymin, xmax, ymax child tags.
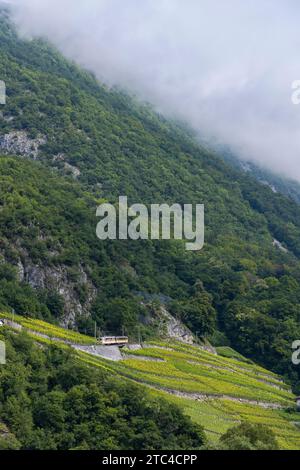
<box><xmin>216</xmin><ymin>346</ymin><xmax>253</xmax><ymax>364</ymax></box>
<box><xmin>99</xmin><ymin>341</ymin><xmax>293</xmax><ymax>405</ymax></box>
<box><xmin>0</xmin><ymin>312</ymin><xmax>96</xmax><ymax>344</ymax></box>
<box><xmin>219</xmin><ymin>422</ymin><xmax>279</xmax><ymax>450</ymax></box>
<box><xmin>170</xmin><ymin>287</ymin><xmax>216</xmax><ymax>338</ymax></box>
<box><xmin>0</xmin><ymin>330</ymin><xmax>205</xmax><ymax>450</ymax></box>
<box><xmin>0</xmin><ymin>423</ymin><xmax>21</xmax><ymax>450</ymax></box>
<box><xmin>74</xmin><ymin>339</ymin><xmax>300</xmax><ymax>449</ymax></box>
<box><xmin>1</xmin><ymin>9</ymin><xmax>300</xmax><ymax>391</ymax></box>
<box><xmin>92</xmin><ymin>298</ymin><xmax>140</xmax><ymax>335</ymax></box>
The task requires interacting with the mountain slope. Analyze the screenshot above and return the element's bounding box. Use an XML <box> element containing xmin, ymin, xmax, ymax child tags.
<box><xmin>1</xmin><ymin>7</ymin><xmax>300</xmax><ymax>393</ymax></box>
<box><xmin>1</xmin><ymin>317</ymin><xmax>299</xmax><ymax>449</ymax></box>
<box><xmin>221</xmin><ymin>149</ymin><xmax>300</xmax><ymax>205</ymax></box>
<box><xmin>0</xmin><ymin>324</ymin><xmax>205</xmax><ymax>450</ymax></box>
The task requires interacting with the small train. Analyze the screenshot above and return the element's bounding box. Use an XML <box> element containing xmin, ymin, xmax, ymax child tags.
<box><xmin>99</xmin><ymin>336</ymin><xmax>128</xmax><ymax>346</ymax></box>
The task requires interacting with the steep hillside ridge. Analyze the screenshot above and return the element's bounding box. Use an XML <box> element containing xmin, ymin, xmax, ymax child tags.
<box><xmin>1</xmin><ymin>319</ymin><xmax>299</xmax><ymax>449</ymax></box>
<box><xmin>0</xmin><ymin>326</ymin><xmax>205</xmax><ymax>450</ymax></box>
<box><xmin>221</xmin><ymin>149</ymin><xmax>300</xmax><ymax>205</ymax></box>
<box><xmin>1</xmin><ymin>9</ymin><xmax>300</xmax><ymax>388</ymax></box>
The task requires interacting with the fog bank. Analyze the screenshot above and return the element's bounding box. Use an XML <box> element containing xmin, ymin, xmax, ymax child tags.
<box><xmin>4</xmin><ymin>0</ymin><xmax>300</xmax><ymax>180</ymax></box>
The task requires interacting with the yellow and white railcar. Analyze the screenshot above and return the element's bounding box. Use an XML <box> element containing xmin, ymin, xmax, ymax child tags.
<box><xmin>99</xmin><ymin>336</ymin><xmax>128</xmax><ymax>346</ymax></box>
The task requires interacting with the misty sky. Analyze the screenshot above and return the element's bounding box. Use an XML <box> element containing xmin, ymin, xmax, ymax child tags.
<box><xmin>4</xmin><ymin>0</ymin><xmax>300</xmax><ymax>180</ymax></box>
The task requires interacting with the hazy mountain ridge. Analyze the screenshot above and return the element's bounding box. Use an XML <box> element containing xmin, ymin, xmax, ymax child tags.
<box><xmin>220</xmin><ymin>149</ymin><xmax>300</xmax><ymax>205</ymax></box>
<box><xmin>1</xmin><ymin>9</ymin><xmax>300</xmax><ymax>396</ymax></box>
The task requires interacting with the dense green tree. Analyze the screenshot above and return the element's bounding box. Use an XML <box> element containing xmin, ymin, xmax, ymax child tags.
<box><xmin>219</xmin><ymin>422</ymin><xmax>279</xmax><ymax>450</ymax></box>
<box><xmin>170</xmin><ymin>289</ymin><xmax>216</xmax><ymax>338</ymax></box>
<box><xmin>0</xmin><ymin>424</ymin><xmax>21</xmax><ymax>450</ymax></box>
<box><xmin>0</xmin><ymin>330</ymin><xmax>205</xmax><ymax>450</ymax></box>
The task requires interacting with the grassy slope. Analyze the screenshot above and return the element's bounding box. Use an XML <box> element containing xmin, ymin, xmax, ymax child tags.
<box><xmin>61</xmin><ymin>345</ymin><xmax>300</xmax><ymax>450</ymax></box>
<box><xmin>0</xmin><ymin>312</ymin><xmax>95</xmax><ymax>344</ymax></box>
<box><xmin>2</xmin><ymin>316</ymin><xmax>299</xmax><ymax>449</ymax></box>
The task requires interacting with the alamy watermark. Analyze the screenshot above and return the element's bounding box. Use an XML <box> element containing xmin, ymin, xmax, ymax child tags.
<box><xmin>0</xmin><ymin>340</ymin><xmax>5</xmax><ymax>365</ymax></box>
<box><xmin>0</xmin><ymin>80</ymin><xmax>6</xmax><ymax>105</ymax></box>
<box><xmin>291</xmin><ymin>80</ymin><xmax>300</xmax><ymax>105</ymax></box>
<box><xmin>96</xmin><ymin>196</ymin><xmax>204</xmax><ymax>251</ymax></box>
<box><xmin>292</xmin><ymin>340</ymin><xmax>300</xmax><ymax>365</ymax></box>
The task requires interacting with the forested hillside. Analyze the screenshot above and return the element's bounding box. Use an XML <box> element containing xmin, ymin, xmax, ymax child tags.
<box><xmin>0</xmin><ymin>329</ymin><xmax>205</xmax><ymax>450</ymax></box>
<box><xmin>0</xmin><ymin>317</ymin><xmax>296</xmax><ymax>450</ymax></box>
<box><xmin>1</xmin><ymin>7</ymin><xmax>300</xmax><ymax>396</ymax></box>
<box><xmin>221</xmin><ymin>149</ymin><xmax>300</xmax><ymax>205</ymax></box>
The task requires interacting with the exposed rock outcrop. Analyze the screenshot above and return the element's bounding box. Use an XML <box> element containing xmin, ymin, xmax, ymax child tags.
<box><xmin>273</xmin><ymin>238</ymin><xmax>288</xmax><ymax>253</ymax></box>
<box><xmin>0</xmin><ymin>131</ymin><xmax>46</xmax><ymax>159</ymax></box>
<box><xmin>52</xmin><ymin>153</ymin><xmax>81</xmax><ymax>178</ymax></box>
<box><xmin>159</xmin><ymin>306</ymin><xmax>194</xmax><ymax>344</ymax></box>
<box><xmin>10</xmin><ymin>253</ymin><xmax>97</xmax><ymax>327</ymax></box>
<box><xmin>24</xmin><ymin>263</ymin><xmax>96</xmax><ymax>326</ymax></box>
<box><xmin>64</xmin><ymin>162</ymin><xmax>81</xmax><ymax>178</ymax></box>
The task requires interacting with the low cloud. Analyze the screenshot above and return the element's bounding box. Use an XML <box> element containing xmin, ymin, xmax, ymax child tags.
<box><xmin>5</xmin><ymin>0</ymin><xmax>300</xmax><ymax>180</ymax></box>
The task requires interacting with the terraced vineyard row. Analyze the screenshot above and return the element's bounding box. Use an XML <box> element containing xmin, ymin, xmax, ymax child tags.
<box><xmin>74</xmin><ymin>346</ymin><xmax>300</xmax><ymax>449</ymax></box>
<box><xmin>124</xmin><ymin>344</ymin><xmax>286</xmax><ymax>388</ymax></box>
<box><xmin>149</xmin><ymin>392</ymin><xmax>300</xmax><ymax>450</ymax></box>
<box><xmin>77</xmin><ymin>348</ymin><xmax>293</xmax><ymax>405</ymax></box>
<box><xmin>0</xmin><ymin>312</ymin><xmax>96</xmax><ymax>345</ymax></box>
<box><xmin>146</xmin><ymin>341</ymin><xmax>281</xmax><ymax>379</ymax></box>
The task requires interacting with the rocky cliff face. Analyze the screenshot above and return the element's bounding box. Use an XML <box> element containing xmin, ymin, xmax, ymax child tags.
<box><xmin>0</xmin><ymin>239</ymin><xmax>97</xmax><ymax>326</ymax></box>
<box><xmin>160</xmin><ymin>306</ymin><xmax>194</xmax><ymax>344</ymax></box>
<box><xmin>0</xmin><ymin>131</ymin><xmax>92</xmax><ymax>325</ymax></box>
<box><xmin>154</xmin><ymin>306</ymin><xmax>217</xmax><ymax>351</ymax></box>
<box><xmin>0</xmin><ymin>131</ymin><xmax>46</xmax><ymax>159</ymax></box>
<box><xmin>19</xmin><ymin>259</ymin><xmax>97</xmax><ymax>326</ymax></box>
<box><xmin>0</xmin><ymin>132</ymin><xmax>82</xmax><ymax>180</ymax></box>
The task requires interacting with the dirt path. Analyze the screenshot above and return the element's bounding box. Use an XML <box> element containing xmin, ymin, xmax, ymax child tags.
<box><xmin>157</xmin><ymin>387</ymin><xmax>285</xmax><ymax>409</ymax></box>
